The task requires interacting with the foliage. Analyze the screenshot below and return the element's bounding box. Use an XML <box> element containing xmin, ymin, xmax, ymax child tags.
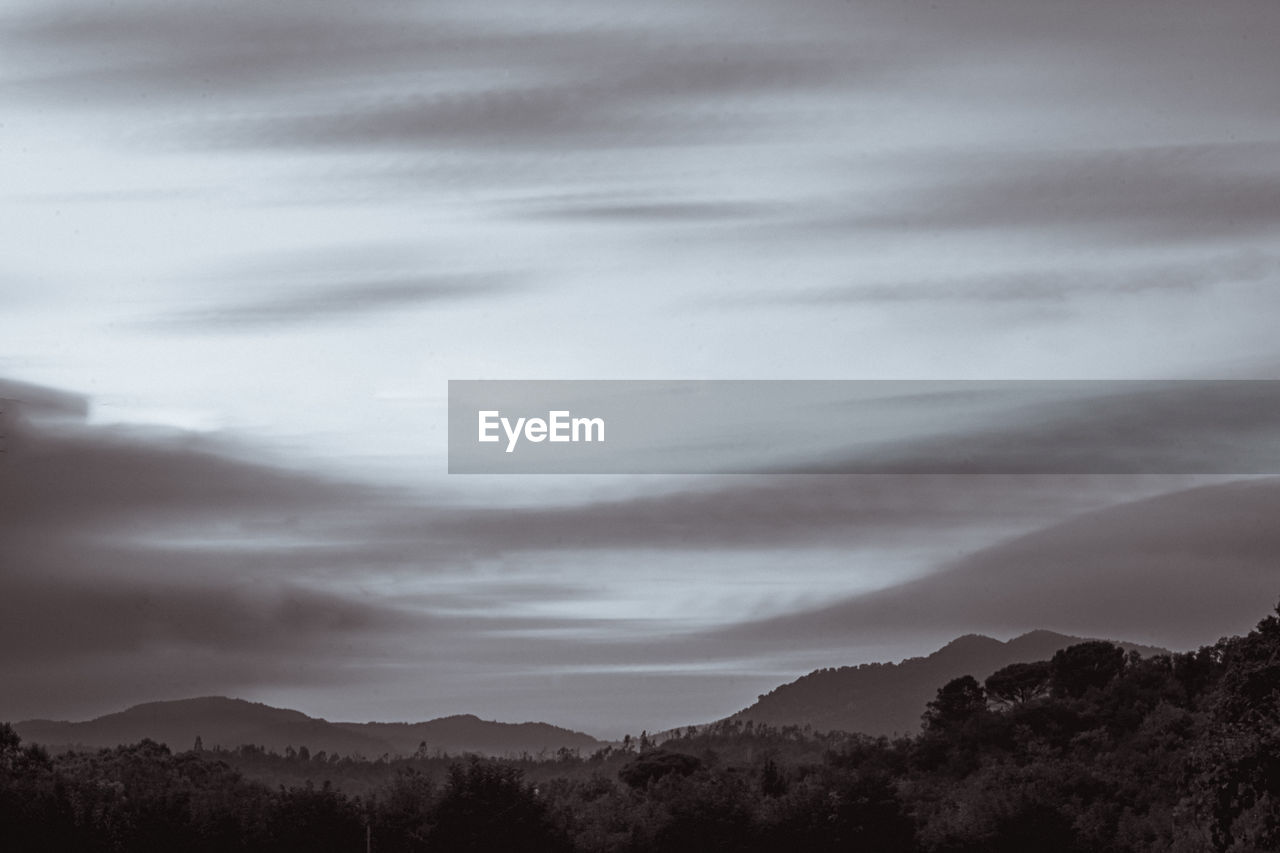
<box><xmin>985</xmin><ymin>660</ymin><xmax>1052</xmax><ymax>707</ymax></box>
<box><xmin>923</xmin><ymin>676</ymin><xmax>988</xmax><ymax>732</ymax></box>
<box><xmin>617</xmin><ymin>749</ymin><xmax>703</xmax><ymax>789</ymax></box>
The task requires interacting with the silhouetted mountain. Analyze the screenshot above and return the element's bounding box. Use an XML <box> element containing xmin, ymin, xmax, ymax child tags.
<box><xmin>15</xmin><ymin>696</ymin><xmax>600</xmax><ymax>757</ymax></box>
<box><xmin>339</xmin><ymin>715</ymin><xmax>600</xmax><ymax>756</ymax></box>
<box><xmin>730</xmin><ymin>630</ymin><xmax>1168</xmax><ymax>736</ymax></box>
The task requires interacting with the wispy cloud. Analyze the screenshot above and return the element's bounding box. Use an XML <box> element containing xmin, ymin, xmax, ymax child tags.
<box><xmin>4</xmin><ymin>0</ymin><xmax>446</xmax><ymax>102</ymax></box>
<box><xmin>753</xmin><ymin>252</ymin><xmax>1280</xmax><ymax>306</ymax></box>
<box><xmin>835</xmin><ymin>143</ymin><xmax>1280</xmax><ymax>245</ymax></box>
<box><xmin>5</xmin><ymin>0</ymin><xmax>856</xmax><ymax>153</ymax></box>
<box><xmin>797</xmin><ymin>382</ymin><xmax>1280</xmax><ymax>475</ymax></box>
<box><xmin>0</xmin><ymin>388</ymin><xmax>415</xmax><ymax>718</ymax></box>
<box><xmin>514</xmin><ymin>198</ymin><xmax>769</xmax><ymax>225</ymax></box>
<box><xmin>146</xmin><ymin>275</ymin><xmax>522</xmax><ymax>331</ymax></box>
<box><xmin>5</xmin><ymin>376</ymin><xmax>1278</xmax><ymax>730</ymax></box>
<box><xmin>703</xmin><ymin>477</ymin><xmax>1280</xmax><ymax>653</ymax></box>
<box><xmin>5</xmin><ymin>0</ymin><xmax>1280</xmax><ymax>731</ymax></box>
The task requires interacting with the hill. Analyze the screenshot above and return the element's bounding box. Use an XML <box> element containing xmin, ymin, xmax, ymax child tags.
<box><xmin>730</xmin><ymin>630</ymin><xmax>1167</xmax><ymax>736</ymax></box>
<box><xmin>14</xmin><ymin>696</ymin><xmax>601</xmax><ymax>757</ymax></box>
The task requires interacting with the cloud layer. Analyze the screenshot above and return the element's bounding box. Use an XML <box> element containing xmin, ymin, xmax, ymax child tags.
<box><xmin>4</xmin><ymin>0</ymin><xmax>1280</xmax><ymax>733</ymax></box>
<box><xmin>707</xmin><ymin>477</ymin><xmax>1280</xmax><ymax>652</ymax></box>
<box><xmin>7</xmin><ymin>377</ymin><xmax>1277</xmax><ymax>733</ymax></box>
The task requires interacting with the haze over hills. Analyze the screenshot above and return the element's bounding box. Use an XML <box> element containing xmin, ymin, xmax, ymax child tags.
<box><xmin>13</xmin><ymin>631</ymin><xmax>1172</xmax><ymax>754</ymax></box>
<box><xmin>729</xmin><ymin>630</ymin><xmax>1169</xmax><ymax>737</ymax></box>
<box><xmin>14</xmin><ymin>697</ymin><xmax>602</xmax><ymax>758</ymax></box>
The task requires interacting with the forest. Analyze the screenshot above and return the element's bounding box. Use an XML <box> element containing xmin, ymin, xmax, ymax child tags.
<box><xmin>3</xmin><ymin>602</ymin><xmax>1278</xmax><ymax>852</ymax></box>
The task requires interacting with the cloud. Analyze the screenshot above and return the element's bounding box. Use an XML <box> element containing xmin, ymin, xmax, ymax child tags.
<box><xmin>0</xmin><ymin>377</ymin><xmax>88</xmax><ymax>420</ymax></box>
<box><xmin>0</xmin><ymin>377</ymin><xmax>1183</xmax><ymax>717</ymax></box>
<box><xmin>838</xmin><ymin>143</ymin><xmax>1280</xmax><ymax>245</ymax></box>
<box><xmin>0</xmin><ymin>568</ymin><xmax>403</xmax><ymax>666</ymax></box>
<box><xmin>406</xmin><ymin>474</ymin><xmax>1134</xmax><ymax>557</ymax></box>
<box><xmin>516</xmin><ymin>198</ymin><xmax>769</xmax><ymax>225</ymax></box>
<box><xmin>0</xmin><ymin>381</ymin><xmax>423</xmax><ymax>719</ymax></box>
<box><xmin>5</xmin><ymin>0</ymin><xmax>445</xmax><ymax>102</ymax></box>
<box><xmin>4</xmin><ymin>0</ymin><xmax>1280</xmax><ymax>734</ymax></box>
<box><xmin>5</xmin><ymin>0</ymin><xmax>855</xmax><ymax>152</ymax></box>
<box><xmin>121</xmin><ymin>244</ymin><xmax>528</xmax><ymax>331</ymax></box>
<box><xmin>4</xmin><ymin>375</ymin><xmax>1273</xmax><ymax>730</ymax></box>
<box><xmin>0</xmin><ymin>405</ymin><xmax>374</xmax><ymax>532</ymax></box>
<box><xmin>706</xmin><ymin>477</ymin><xmax>1280</xmax><ymax>653</ymax></box>
<box><xmin>146</xmin><ymin>275</ymin><xmax>522</xmax><ymax>331</ymax></box>
<box><xmin>794</xmin><ymin>381</ymin><xmax>1280</xmax><ymax>475</ymax></box>
<box><xmin>760</xmin><ymin>252</ymin><xmax>1280</xmax><ymax>305</ymax></box>
<box><xmin>300</xmin><ymin>474</ymin><xmax>1280</xmax><ymax>731</ymax></box>
<box><xmin>198</xmin><ymin>48</ymin><xmax>845</xmax><ymax>153</ymax></box>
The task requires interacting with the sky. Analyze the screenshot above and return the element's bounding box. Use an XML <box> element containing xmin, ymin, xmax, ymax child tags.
<box><xmin>2</xmin><ymin>0</ymin><xmax>1280</xmax><ymax>738</ymax></box>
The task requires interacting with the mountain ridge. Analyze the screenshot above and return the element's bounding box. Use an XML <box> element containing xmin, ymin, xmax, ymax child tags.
<box><xmin>14</xmin><ymin>696</ymin><xmax>602</xmax><ymax>758</ymax></box>
<box><xmin>728</xmin><ymin>629</ymin><xmax>1169</xmax><ymax>736</ymax></box>
<box><xmin>13</xmin><ymin>629</ymin><xmax>1173</xmax><ymax>752</ymax></box>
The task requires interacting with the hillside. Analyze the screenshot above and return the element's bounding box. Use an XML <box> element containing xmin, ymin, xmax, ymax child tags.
<box><xmin>15</xmin><ymin>696</ymin><xmax>600</xmax><ymax>757</ymax></box>
<box><xmin>730</xmin><ymin>630</ymin><xmax>1168</xmax><ymax>736</ymax></box>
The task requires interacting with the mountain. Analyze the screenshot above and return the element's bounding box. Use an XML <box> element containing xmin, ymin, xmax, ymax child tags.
<box><xmin>336</xmin><ymin>716</ymin><xmax>602</xmax><ymax>757</ymax></box>
<box><xmin>729</xmin><ymin>630</ymin><xmax>1168</xmax><ymax>736</ymax></box>
<box><xmin>14</xmin><ymin>697</ymin><xmax>601</xmax><ymax>757</ymax></box>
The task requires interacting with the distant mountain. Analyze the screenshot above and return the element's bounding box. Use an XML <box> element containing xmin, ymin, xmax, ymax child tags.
<box><xmin>336</xmin><ymin>716</ymin><xmax>601</xmax><ymax>757</ymax></box>
<box><xmin>730</xmin><ymin>630</ymin><xmax>1168</xmax><ymax>737</ymax></box>
<box><xmin>14</xmin><ymin>697</ymin><xmax>601</xmax><ymax>757</ymax></box>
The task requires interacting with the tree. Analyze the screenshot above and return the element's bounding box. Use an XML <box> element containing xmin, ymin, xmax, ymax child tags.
<box><xmin>1050</xmin><ymin>642</ymin><xmax>1125</xmax><ymax>699</ymax></box>
<box><xmin>826</xmin><ymin>772</ymin><xmax>918</xmax><ymax>851</ymax></box>
<box><xmin>1216</xmin><ymin>599</ymin><xmax>1280</xmax><ymax>724</ymax></box>
<box><xmin>618</xmin><ymin>750</ymin><xmax>704</xmax><ymax>789</ymax></box>
<box><xmin>760</xmin><ymin>757</ymin><xmax>787</xmax><ymax>797</ymax></box>
<box><xmin>985</xmin><ymin>661</ymin><xmax>1052</xmax><ymax>708</ymax></box>
<box><xmin>427</xmin><ymin>758</ymin><xmax>568</xmax><ymax>852</ymax></box>
<box><xmin>923</xmin><ymin>676</ymin><xmax>988</xmax><ymax>731</ymax></box>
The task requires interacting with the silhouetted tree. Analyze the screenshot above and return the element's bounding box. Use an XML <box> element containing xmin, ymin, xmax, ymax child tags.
<box><xmin>1050</xmin><ymin>641</ymin><xmax>1126</xmax><ymax>698</ymax></box>
<box><xmin>426</xmin><ymin>758</ymin><xmax>568</xmax><ymax>852</ymax></box>
<box><xmin>985</xmin><ymin>660</ymin><xmax>1052</xmax><ymax>708</ymax></box>
<box><xmin>759</xmin><ymin>757</ymin><xmax>787</xmax><ymax>797</ymax></box>
<box><xmin>924</xmin><ymin>676</ymin><xmax>988</xmax><ymax>731</ymax></box>
<box><xmin>1215</xmin><ymin>600</ymin><xmax>1280</xmax><ymax>724</ymax></box>
<box><xmin>618</xmin><ymin>750</ymin><xmax>704</xmax><ymax>789</ymax></box>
